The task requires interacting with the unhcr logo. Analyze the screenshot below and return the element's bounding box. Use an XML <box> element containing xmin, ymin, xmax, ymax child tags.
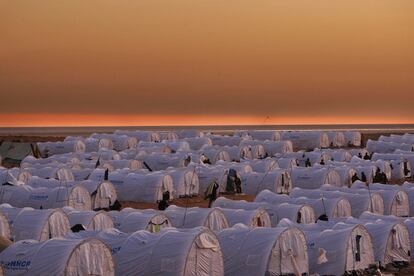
<box><xmin>1</xmin><ymin>260</ymin><xmax>31</xmax><ymax>270</ymax></box>
<box><xmin>30</xmin><ymin>195</ymin><xmax>48</xmax><ymax>200</ymax></box>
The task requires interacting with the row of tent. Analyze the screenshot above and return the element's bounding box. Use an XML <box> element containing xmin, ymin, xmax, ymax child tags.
<box><xmin>36</xmin><ymin>130</ymin><xmax>362</xmax><ymax>158</ymax></box>
<box><xmin>1</xmin><ymin>213</ymin><xmax>414</xmax><ymax>276</ymax></box>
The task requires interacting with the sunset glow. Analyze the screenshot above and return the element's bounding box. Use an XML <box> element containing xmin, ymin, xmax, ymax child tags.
<box><xmin>1</xmin><ymin>1</ymin><xmax>414</xmax><ymax>126</ymax></box>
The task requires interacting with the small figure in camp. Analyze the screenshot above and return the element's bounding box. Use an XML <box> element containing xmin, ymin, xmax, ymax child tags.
<box><xmin>361</xmin><ymin>172</ymin><xmax>367</xmax><ymax>182</ymax></box>
<box><xmin>184</xmin><ymin>155</ymin><xmax>191</xmax><ymax>166</ymax></box>
<box><xmin>235</xmin><ymin>175</ymin><xmax>242</xmax><ymax>194</ymax></box>
<box><xmin>158</xmin><ymin>191</ymin><xmax>170</xmax><ymax>211</ymax></box>
<box><xmin>363</xmin><ymin>152</ymin><xmax>371</xmax><ymax>160</ymax></box>
<box><xmin>226</xmin><ymin>169</ymin><xmax>237</xmax><ymax>194</ymax></box>
<box><xmin>373</xmin><ymin>168</ymin><xmax>382</xmax><ymax>183</ymax></box>
<box><xmin>320</xmin><ymin>159</ymin><xmax>325</xmax><ymax>165</ymax></box>
<box><xmin>199</xmin><ymin>153</ymin><xmax>208</xmax><ymax>164</ymax></box>
<box><xmin>380</xmin><ymin>171</ymin><xmax>388</xmax><ymax>184</ymax></box>
<box><xmin>305</xmin><ymin>158</ymin><xmax>312</xmax><ymax>167</ymax></box>
<box><xmin>205</xmin><ymin>179</ymin><xmax>219</xmax><ymax>208</ymax></box>
<box><xmin>358</xmin><ymin>152</ymin><xmax>363</xmax><ymax>159</ymax></box>
<box><xmin>351</xmin><ymin>172</ymin><xmax>360</xmax><ymax>183</ymax></box>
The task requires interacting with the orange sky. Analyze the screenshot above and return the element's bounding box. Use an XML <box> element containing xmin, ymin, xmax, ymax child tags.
<box><xmin>1</xmin><ymin>1</ymin><xmax>414</xmax><ymax>126</ymax></box>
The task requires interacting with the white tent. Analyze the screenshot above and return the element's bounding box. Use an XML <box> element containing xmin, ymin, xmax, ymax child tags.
<box><xmin>0</xmin><ymin>209</ymin><xmax>11</xmax><ymax>240</ymax></box>
<box><xmin>222</xmin><ymin>145</ymin><xmax>253</xmax><ymax>161</ymax></box>
<box><xmin>165</xmin><ymin>205</ymin><xmax>229</xmax><ymax>231</ymax></box>
<box><xmin>344</xmin><ymin>217</ymin><xmax>410</xmax><ymax>267</ymax></box>
<box><xmin>101</xmin><ymin>159</ymin><xmax>144</xmax><ymax>171</ymax></box>
<box><xmin>282</xmin><ymin>221</ymin><xmax>375</xmax><ymax>276</ymax></box>
<box><xmin>366</xmin><ymin>139</ymin><xmax>413</xmax><ymax>154</ymax></box>
<box><xmin>220</xmin><ymin>208</ymin><xmax>271</xmax><ymax>227</ymax></box>
<box><xmin>292</xmin><ymin>196</ymin><xmax>352</xmax><ymax>219</ymax></box>
<box><xmin>159</xmin><ymin>131</ymin><xmax>179</xmax><ymax>141</ymax></box>
<box><xmin>114</xmin><ymin>130</ymin><xmax>161</xmax><ymax>142</ymax></box>
<box><xmin>291</xmin><ymin>186</ymin><xmax>385</xmax><ymax>217</ymax></box>
<box><xmin>350</xmin><ymin>156</ymin><xmax>393</xmax><ymax>180</ymax></box>
<box><xmin>350</xmin><ymin>182</ymin><xmax>410</xmax><ymax>217</ymax></box>
<box><xmin>281</xmin><ymin>131</ymin><xmax>330</xmax><ymax>150</ymax></box>
<box><xmin>213</xmin><ymin>197</ymin><xmax>281</xmax><ymax>226</ymax></box>
<box><xmin>371</xmin><ymin>153</ymin><xmax>412</xmax><ymax>180</ymax></box>
<box><xmin>183</xmin><ymin>137</ymin><xmax>212</xmax><ymax>150</ymax></box>
<box><xmin>218</xmin><ymin>224</ymin><xmax>309</xmax><ymax>276</ymax></box>
<box><xmin>208</xmin><ymin>135</ymin><xmax>243</xmax><ymax>146</ymax></box>
<box><xmin>314</xmin><ymin>165</ymin><xmax>358</xmax><ymax>187</ymax></box>
<box><xmin>291</xmin><ymin>167</ymin><xmax>342</xmax><ymax>189</ymax></box>
<box><xmin>109</xmin><ymin>208</ymin><xmax>172</xmax><ymax>233</ymax></box>
<box><xmin>176</xmin><ymin>129</ymin><xmax>204</xmax><ymax>138</ymax></box>
<box><xmin>0</xmin><ymin>185</ymin><xmax>91</xmax><ymax>211</ymax></box>
<box><xmin>140</xmin><ymin>153</ymin><xmax>189</xmax><ymax>171</ymax></box>
<box><xmin>327</xmin><ymin>131</ymin><xmax>346</xmax><ymax>147</ymax></box>
<box><xmin>69</xmin><ymin>227</ymin><xmax>223</xmax><ymax>276</ymax></box>
<box><xmin>315</xmin><ymin>149</ymin><xmax>352</xmax><ymax>162</ymax></box>
<box><xmin>115</xmin><ymin>172</ymin><xmax>174</xmax><ymax>203</ymax></box>
<box><xmin>0</xmin><ymin>205</ymin><xmax>70</xmax><ymax>241</ymax></box>
<box><xmin>240</xmin><ymin>170</ymin><xmax>292</xmax><ymax>195</ymax></box>
<box><xmin>195</xmin><ymin>165</ymin><xmax>230</xmax><ymax>193</ymax></box>
<box><xmin>0</xmin><ymin>238</ymin><xmax>115</xmax><ymax>275</ymax></box>
<box><xmin>235</xmin><ymin>130</ymin><xmax>281</xmax><ymax>141</ymax></box>
<box><xmin>240</xmin><ymin>140</ymin><xmax>293</xmax><ymax>156</ymax></box>
<box><xmin>63</xmin><ymin>208</ymin><xmax>114</xmax><ymax>231</ymax></box>
<box><xmin>344</xmin><ymin>131</ymin><xmax>362</xmax><ymax>147</ymax></box>
<box><xmin>90</xmin><ymin>133</ymin><xmax>137</xmax><ymax>151</ymax></box>
<box><xmin>200</xmin><ymin>146</ymin><xmax>231</xmax><ymax>164</ymax></box>
<box><xmin>27</xmin><ymin>177</ymin><xmax>118</xmax><ymax>210</ymax></box>
<box><xmin>241</xmin><ymin>158</ymin><xmax>279</xmax><ymax>173</ymax></box>
<box><xmin>167</xmin><ymin>168</ymin><xmax>199</xmax><ymax>197</ymax></box>
<box><xmin>276</xmin><ymin>157</ymin><xmax>298</xmax><ymax>169</ymax></box>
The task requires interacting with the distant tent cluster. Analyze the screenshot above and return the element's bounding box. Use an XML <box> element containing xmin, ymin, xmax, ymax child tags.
<box><xmin>0</xmin><ymin>129</ymin><xmax>414</xmax><ymax>275</ymax></box>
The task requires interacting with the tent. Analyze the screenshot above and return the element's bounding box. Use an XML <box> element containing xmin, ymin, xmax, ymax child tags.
<box><xmin>281</xmin><ymin>221</ymin><xmax>375</xmax><ymax>276</ymax></box>
<box><xmin>199</xmin><ymin>146</ymin><xmax>231</xmax><ymax>164</ymax></box>
<box><xmin>291</xmin><ymin>167</ymin><xmax>342</xmax><ymax>189</ymax></box>
<box><xmin>159</xmin><ymin>131</ymin><xmax>179</xmax><ymax>141</ymax></box>
<box><xmin>345</xmin><ymin>217</ymin><xmax>410</xmax><ymax>267</ymax></box>
<box><xmin>165</xmin><ymin>205</ymin><xmax>229</xmax><ymax>231</ymax></box>
<box><xmin>176</xmin><ymin>129</ymin><xmax>204</xmax><ymax>138</ymax></box>
<box><xmin>0</xmin><ymin>185</ymin><xmax>91</xmax><ymax>211</ymax></box>
<box><xmin>183</xmin><ymin>137</ymin><xmax>212</xmax><ymax>150</ymax></box>
<box><xmin>240</xmin><ymin>170</ymin><xmax>292</xmax><ymax>195</ymax></box>
<box><xmin>109</xmin><ymin>208</ymin><xmax>171</xmax><ymax>233</ymax></box>
<box><xmin>139</xmin><ymin>153</ymin><xmax>189</xmax><ymax>171</ymax></box>
<box><xmin>276</xmin><ymin>157</ymin><xmax>298</xmax><ymax>169</ymax></box>
<box><xmin>63</xmin><ymin>208</ymin><xmax>114</xmax><ymax>231</ymax></box>
<box><xmin>327</xmin><ymin>131</ymin><xmax>346</xmax><ymax>147</ymax></box>
<box><xmin>114</xmin><ymin>172</ymin><xmax>174</xmax><ymax>203</ymax></box>
<box><xmin>240</xmin><ymin>140</ymin><xmax>293</xmax><ymax>156</ymax></box>
<box><xmin>350</xmin><ymin>182</ymin><xmax>410</xmax><ymax>217</ymax></box>
<box><xmin>0</xmin><ymin>238</ymin><xmax>115</xmax><ymax>275</ymax></box>
<box><xmin>291</xmin><ymin>186</ymin><xmax>385</xmax><ymax>217</ymax></box>
<box><xmin>344</xmin><ymin>131</ymin><xmax>362</xmax><ymax>147</ymax></box>
<box><xmin>281</xmin><ymin>131</ymin><xmax>330</xmax><ymax>150</ymax></box>
<box><xmin>220</xmin><ymin>208</ymin><xmax>271</xmax><ymax>227</ymax></box>
<box><xmin>0</xmin><ymin>142</ymin><xmax>39</xmax><ymax>165</ymax></box>
<box><xmin>366</xmin><ymin>140</ymin><xmax>413</xmax><ymax>154</ymax></box>
<box><xmin>236</xmin><ymin>130</ymin><xmax>282</xmax><ymax>141</ymax></box>
<box><xmin>283</xmin><ymin>151</ymin><xmax>331</xmax><ymax>167</ymax></box>
<box><xmin>371</xmin><ymin>153</ymin><xmax>412</xmax><ymax>180</ymax></box>
<box><xmin>218</xmin><ymin>224</ymin><xmax>309</xmax><ymax>276</ymax></box>
<box><xmin>0</xmin><ymin>205</ymin><xmax>70</xmax><ymax>241</ymax></box>
<box><xmin>167</xmin><ymin>168</ymin><xmax>199</xmax><ymax>197</ymax></box>
<box><xmin>242</xmin><ymin>158</ymin><xmax>279</xmax><ymax>173</ymax></box>
<box><xmin>208</xmin><ymin>135</ymin><xmax>243</xmax><ymax>146</ymax></box>
<box><xmin>315</xmin><ymin>149</ymin><xmax>352</xmax><ymax>162</ymax></box>
<box><xmin>90</xmin><ymin>133</ymin><xmax>138</xmax><ymax>151</ymax></box>
<box><xmin>114</xmin><ymin>130</ymin><xmax>161</xmax><ymax>142</ymax></box>
<box><xmin>69</xmin><ymin>227</ymin><xmax>223</xmax><ymax>276</ymax></box>
<box><xmin>213</xmin><ymin>197</ymin><xmax>281</xmax><ymax>226</ymax></box>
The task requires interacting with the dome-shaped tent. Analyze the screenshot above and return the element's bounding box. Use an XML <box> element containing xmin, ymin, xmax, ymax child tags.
<box><xmin>0</xmin><ymin>185</ymin><xmax>91</xmax><ymax>211</ymax></box>
<box><xmin>0</xmin><ymin>238</ymin><xmax>115</xmax><ymax>275</ymax></box>
<box><xmin>281</xmin><ymin>131</ymin><xmax>330</xmax><ymax>150</ymax></box>
<box><xmin>70</xmin><ymin>227</ymin><xmax>223</xmax><ymax>276</ymax></box>
<box><xmin>168</xmin><ymin>168</ymin><xmax>199</xmax><ymax>197</ymax></box>
<box><xmin>218</xmin><ymin>224</ymin><xmax>309</xmax><ymax>276</ymax></box>
<box><xmin>165</xmin><ymin>205</ymin><xmax>229</xmax><ymax>231</ymax></box>
<box><xmin>63</xmin><ymin>208</ymin><xmax>114</xmax><ymax>231</ymax></box>
<box><xmin>242</xmin><ymin>158</ymin><xmax>279</xmax><ymax>173</ymax></box>
<box><xmin>344</xmin><ymin>131</ymin><xmax>362</xmax><ymax>147</ymax></box>
<box><xmin>327</xmin><ymin>131</ymin><xmax>346</xmax><ymax>147</ymax></box>
<box><xmin>291</xmin><ymin>167</ymin><xmax>342</xmax><ymax>189</ymax></box>
<box><xmin>241</xmin><ymin>170</ymin><xmax>292</xmax><ymax>195</ymax></box>
<box><xmin>0</xmin><ymin>205</ymin><xmax>70</xmax><ymax>241</ymax></box>
<box><xmin>109</xmin><ymin>208</ymin><xmax>171</xmax><ymax>233</ymax></box>
<box><xmin>220</xmin><ymin>208</ymin><xmax>271</xmax><ymax>227</ymax></box>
